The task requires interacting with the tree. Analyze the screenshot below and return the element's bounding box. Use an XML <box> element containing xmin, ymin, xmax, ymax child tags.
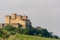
<box><xmin>41</xmin><ymin>29</ymin><xmax>50</xmax><ymax>37</ymax></box>
<box><xmin>53</xmin><ymin>35</ymin><xmax>59</xmax><ymax>39</ymax></box>
<box><xmin>0</xmin><ymin>29</ymin><xmax>3</xmax><ymax>37</ymax></box>
<box><xmin>4</xmin><ymin>24</ymin><xmax>16</xmax><ymax>31</ymax></box>
<box><xmin>1</xmin><ymin>30</ymin><xmax>11</xmax><ymax>40</ymax></box>
<box><xmin>4</xmin><ymin>24</ymin><xmax>16</xmax><ymax>35</ymax></box>
<box><xmin>18</xmin><ymin>28</ymin><xmax>24</xmax><ymax>34</ymax></box>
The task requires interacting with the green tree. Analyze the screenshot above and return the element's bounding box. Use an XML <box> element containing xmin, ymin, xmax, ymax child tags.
<box><xmin>4</xmin><ymin>24</ymin><xmax>16</xmax><ymax>35</ymax></box>
<box><xmin>1</xmin><ymin>30</ymin><xmax>11</xmax><ymax>40</ymax></box>
<box><xmin>53</xmin><ymin>35</ymin><xmax>59</xmax><ymax>39</ymax></box>
<box><xmin>4</xmin><ymin>24</ymin><xmax>16</xmax><ymax>31</ymax></box>
<box><xmin>0</xmin><ymin>29</ymin><xmax>3</xmax><ymax>37</ymax></box>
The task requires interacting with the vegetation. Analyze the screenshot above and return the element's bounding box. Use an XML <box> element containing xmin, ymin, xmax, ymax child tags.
<box><xmin>0</xmin><ymin>24</ymin><xmax>59</xmax><ymax>40</ymax></box>
<box><xmin>8</xmin><ymin>34</ymin><xmax>60</xmax><ymax>40</ymax></box>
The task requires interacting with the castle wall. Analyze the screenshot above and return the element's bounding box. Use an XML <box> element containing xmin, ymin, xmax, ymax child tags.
<box><xmin>4</xmin><ymin>13</ymin><xmax>32</xmax><ymax>29</ymax></box>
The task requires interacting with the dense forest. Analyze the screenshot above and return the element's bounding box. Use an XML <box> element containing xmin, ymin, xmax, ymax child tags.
<box><xmin>0</xmin><ymin>24</ymin><xmax>59</xmax><ymax>40</ymax></box>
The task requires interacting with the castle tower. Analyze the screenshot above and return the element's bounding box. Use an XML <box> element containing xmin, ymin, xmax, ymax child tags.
<box><xmin>17</xmin><ymin>15</ymin><xmax>22</xmax><ymax>20</ymax></box>
<box><xmin>5</xmin><ymin>15</ymin><xmax>11</xmax><ymax>23</ymax></box>
<box><xmin>22</xmin><ymin>15</ymin><xmax>28</xmax><ymax>20</ymax></box>
<box><xmin>11</xmin><ymin>13</ymin><xmax>17</xmax><ymax>19</ymax></box>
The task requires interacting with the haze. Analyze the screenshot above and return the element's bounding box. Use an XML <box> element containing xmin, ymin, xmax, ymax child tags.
<box><xmin>0</xmin><ymin>0</ymin><xmax>60</xmax><ymax>36</ymax></box>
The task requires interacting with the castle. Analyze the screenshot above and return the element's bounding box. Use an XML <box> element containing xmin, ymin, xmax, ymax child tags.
<box><xmin>0</xmin><ymin>13</ymin><xmax>32</xmax><ymax>29</ymax></box>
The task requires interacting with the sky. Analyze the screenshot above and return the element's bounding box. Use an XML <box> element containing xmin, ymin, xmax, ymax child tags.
<box><xmin>0</xmin><ymin>0</ymin><xmax>60</xmax><ymax>36</ymax></box>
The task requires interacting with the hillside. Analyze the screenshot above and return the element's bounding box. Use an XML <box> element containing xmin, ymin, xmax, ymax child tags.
<box><xmin>8</xmin><ymin>34</ymin><xmax>59</xmax><ymax>40</ymax></box>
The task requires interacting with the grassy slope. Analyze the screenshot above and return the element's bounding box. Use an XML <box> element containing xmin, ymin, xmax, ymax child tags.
<box><xmin>8</xmin><ymin>34</ymin><xmax>60</xmax><ymax>40</ymax></box>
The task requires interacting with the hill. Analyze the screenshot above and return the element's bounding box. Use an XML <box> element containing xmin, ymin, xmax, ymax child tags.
<box><xmin>0</xmin><ymin>24</ymin><xmax>59</xmax><ymax>40</ymax></box>
<box><xmin>8</xmin><ymin>34</ymin><xmax>59</xmax><ymax>40</ymax></box>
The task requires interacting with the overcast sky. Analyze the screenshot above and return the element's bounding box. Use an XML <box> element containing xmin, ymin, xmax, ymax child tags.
<box><xmin>0</xmin><ymin>0</ymin><xmax>60</xmax><ymax>36</ymax></box>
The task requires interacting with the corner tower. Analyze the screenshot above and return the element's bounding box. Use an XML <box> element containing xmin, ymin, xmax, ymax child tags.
<box><xmin>11</xmin><ymin>13</ymin><xmax>17</xmax><ymax>19</ymax></box>
<box><xmin>5</xmin><ymin>15</ymin><xmax>11</xmax><ymax>23</ymax></box>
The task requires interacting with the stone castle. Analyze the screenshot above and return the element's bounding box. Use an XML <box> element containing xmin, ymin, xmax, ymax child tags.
<box><xmin>0</xmin><ymin>13</ymin><xmax>32</xmax><ymax>29</ymax></box>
